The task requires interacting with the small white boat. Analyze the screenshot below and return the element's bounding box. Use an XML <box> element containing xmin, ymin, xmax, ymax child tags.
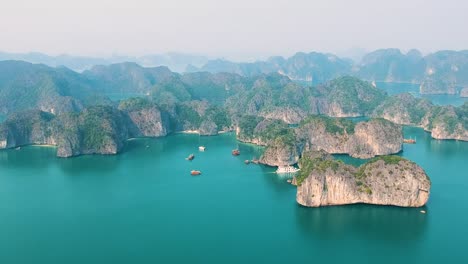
<box><xmin>276</xmin><ymin>166</ymin><xmax>300</xmax><ymax>174</ymax></box>
<box><xmin>199</xmin><ymin>146</ymin><xmax>206</xmax><ymax>151</ymax></box>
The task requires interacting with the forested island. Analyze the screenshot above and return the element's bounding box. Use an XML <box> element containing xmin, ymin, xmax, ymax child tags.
<box><xmin>2</xmin><ymin>56</ymin><xmax>463</xmax><ymax>208</ymax></box>
<box><xmin>0</xmin><ymin>60</ymin><xmax>466</xmax><ymax>159</ymax></box>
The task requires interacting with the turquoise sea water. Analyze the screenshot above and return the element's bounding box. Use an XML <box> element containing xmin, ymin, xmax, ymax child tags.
<box><xmin>0</xmin><ymin>129</ymin><xmax>467</xmax><ymax>263</ymax></box>
<box><xmin>376</xmin><ymin>82</ymin><xmax>467</xmax><ymax>106</ymax></box>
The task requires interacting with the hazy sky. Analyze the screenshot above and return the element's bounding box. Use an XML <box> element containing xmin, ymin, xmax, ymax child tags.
<box><xmin>1</xmin><ymin>0</ymin><xmax>466</xmax><ymax>59</ymax></box>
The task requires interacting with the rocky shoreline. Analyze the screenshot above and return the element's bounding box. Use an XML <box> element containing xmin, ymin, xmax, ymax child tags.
<box><xmin>294</xmin><ymin>152</ymin><xmax>431</xmax><ymax>207</ymax></box>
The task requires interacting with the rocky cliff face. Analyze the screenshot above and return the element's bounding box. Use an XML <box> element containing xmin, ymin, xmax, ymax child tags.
<box><xmin>0</xmin><ymin>61</ymin><xmax>110</xmax><ymax>115</ymax></box>
<box><xmin>57</xmin><ymin>106</ymin><xmax>130</xmax><ymax>157</ymax></box>
<box><xmin>0</xmin><ymin>103</ymin><xmax>172</xmax><ymax>157</ymax></box>
<box><xmin>296</xmin><ymin>154</ymin><xmax>431</xmax><ymax>207</ymax></box>
<box><xmin>259</xmin><ymin>107</ymin><xmax>306</xmax><ymax>124</ymax></box>
<box><xmin>0</xmin><ymin>110</ymin><xmax>56</xmax><ymax>149</ymax></box>
<box><xmin>420</xmin><ymin>76</ymin><xmax>457</xmax><ymax>95</ymax></box>
<box><xmin>460</xmin><ymin>87</ymin><xmax>468</xmax><ymax>98</ymax></box>
<box><xmin>259</xmin><ymin>138</ymin><xmax>300</xmax><ymax>166</ymax></box>
<box><xmin>199</xmin><ymin>120</ymin><xmax>218</xmax><ymax>136</ymax></box>
<box><xmin>298</xmin><ymin>117</ymin><xmax>402</xmax><ymax>159</ymax></box>
<box><xmin>372</xmin><ymin>93</ymin><xmax>433</xmax><ymax>126</ymax></box>
<box><xmin>124</xmin><ymin>106</ymin><xmax>170</xmax><ymax>137</ymax></box>
<box><xmin>236</xmin><ymin>115</ymin><xmax>403</xmax><ymax>166</ymax></box>
<box><xmin>373</xmin><ymin>94</ymin><xmax>468</xmax><ymax>141</ymax></box>
<box><xmin>421</xmin><ymin>104</ymin><xmax>468</xmax><ymax>141</ymax></box>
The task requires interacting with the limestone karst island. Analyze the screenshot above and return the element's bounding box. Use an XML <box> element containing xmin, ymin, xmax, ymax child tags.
<box><xmin>1</xmin><ymin>1</ymin><xmax>467</xmax><ymax>263</ymax></box>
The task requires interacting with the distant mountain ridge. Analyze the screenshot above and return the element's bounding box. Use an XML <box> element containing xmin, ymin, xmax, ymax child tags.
<box><xmin>2</xmin><ymin>49</ymin><xmax>468</xmax><ymax>95</ymax></box>
<box><xmin>0</xmin><ymin>51</ymin><xmax>209</xmax><ymax>72</ymax></box>
<box><xmin>187</xmin><ymin>52</ymin><xmax>352</xmax><ymax>85</ymax></box>
<box><xmin>189</xmin><ymin>49</ymin><xmax>468</xmax><ymax>95</ymax></box>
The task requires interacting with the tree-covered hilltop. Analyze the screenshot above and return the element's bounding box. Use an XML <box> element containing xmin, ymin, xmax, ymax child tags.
<box><xmin>372</xmin><ymin>93</ymin><xmax>433</xmax><ymax>125</ymax></box>
<box><xmin>297</xmin><ymin>116</ymin><xmax>402</xmax><ymax>159</ymax></box>
<box><xmin>83</xmin><ymin>62</ymin><xmax>252</xmax><ymax>105</ymax></box>
<box><xmin>299</xmin><ymin>115</ymin><xmax>356</xmax><ymax>135</ymax></box>
<box><xmin>423</xmin><ymin>102</ymin><xmax>468</xmax><ymax>140</ymax></box>
<box><xmin>234</xmin><ymin>114</ymin><xmax>403</xmax><ymax>165</ymax></box>
<box><xmin>236</xmin><ymin>117</ymin><xmax>295</xmax><ymax>145</ymax></box>
<box><xmin>0</xmin><ymin>103</ymin><xmax>156</xmax><ymax>157</ymax></box>
<box><xmin>1</xmin><ymin>59</ymin><xmax>467</xmax><ymax>159</ymax></box>
<box><xmin>0</xmin><ymin>61</ymin><xmax>110</xmax><ymax>115</ymax></box>
<box><xmin>0</xmin><ymin>96</ymin><xmax>236</xmax><ymax>157</ymax></box>
<box><xmin>226</xmin><ymin>75</ymin><xmax>387</xmax><ymax>122</ymax></box>
<box><xmin>372</xmin><ymin>93</ymin><xmax>467</xmax><ymax>141</ymax></box>
<box><xmin>83</xmin><ymin>62</ymin><xmax>178</xmax><ymax>94</ymax></box>
<box><xmin>316</xmin><ymin>76</ymin><xmax>387</xmax><ymax>116</ymax></box>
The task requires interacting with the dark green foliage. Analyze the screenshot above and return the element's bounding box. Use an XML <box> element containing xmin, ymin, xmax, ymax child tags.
<box><xmin>152</xmin><ymin>80</ymin><xmax>192</xmax><ymax>104</ymax></box>
<box><xmin>456</xmin><ymin>102</ymin><xmax>468</xmax><ymax>130</ymax></box>
<box><xmin>374</xmin><ymin>93</ymin><xmax>433</xmax><ymax>125</ymax></box>
<box><xmin>238</xmin><ymin>115</ymin><xmax>264</xmax><ymax>138</ymax></box>
<box><xmin>118</xmin><ymin>97</ymin><xmax>154</xmax><ymax>111</ymax></box>
<box><xmin>426</xmin><ymin>104</ymin><xmax>466</xmax><ymax>134</ymax></box>
<box><xmin>296</xmin><ymin>156</ymin><xmax>343</xmax><ymax>185</ymax></box>
<box><xmin>205</xmin><ymin>106</ymin><xmax>231</xmax><ymax>129</ymax></box>
<box><xmin>368</xmin><ymin>155</ymin><xmax>406</xmax><ymax>165</ymax></box>
<box><xmin>175</xmin><ymin>104</ymin><xmax>202</xmax><ymax>128</ymax></box>
<box><xmin>444</xmin><ymin>116</ymin><xmax>459</xmax><ymax>134</ymax></box>
<box><xmin>323</xmin><ymin>76</ymin><xmax>387</xmax><ymax>115</ymax></box>
<box><xmin>0</xmin><ymin>61</ymin><xmax>109</xmax><ymax>115</ymax></box>
<box><xmin>301</xmin><ymin>115</ymin><xmax>355</xmax><ymax>135</ymax></box>
<box><xmin>80</xmin><ymin>106</ymin><xmax>121</xmax><ymax>149</ymax></box>
<box><xmin>256</xmin><ymin>120</ymin><xmax>295</xmax><ymax>144</ymax></box>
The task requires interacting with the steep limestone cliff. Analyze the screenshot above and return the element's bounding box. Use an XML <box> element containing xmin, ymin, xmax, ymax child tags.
<box><xmin>460</xmin><ymin>87</ymin><xmax>468</xmax><ymax>98</ymax></box>
<box><xmin>374</xmin><ymin>94</ymin><xmax>468</xmax><ymax>141</ymax></box>
<box><xmin>296</xmin><ymin>154</ymin><xmax>431</xmax><ymax>207</ymax></box>
<box><xmin>0</xmin><ymin>110</ymin><xmax>56</xmax><ymax>148</ymax></box>
<box><xmin>0</xmin><ymin>103</ymin><xmax>171</xmax><ymax>157</ymax></box>
<box><xmin>259</xmin><ymin>137</ymin><xmax>300</xmax><ymax>166</ymax></box>
<box><xmin>298</xmin><ymin>116</ymin><xmax>402</xmax><ymax>159</ymax></box>
<box><xmin>118</xmin><ymin>98</ymin><xmax>170</xmax><ymax>137</ymax></box>
<box><xmin>421</xmin><ymin>103</ymin><xmax>468</xmax><ymax>141</ymax></box>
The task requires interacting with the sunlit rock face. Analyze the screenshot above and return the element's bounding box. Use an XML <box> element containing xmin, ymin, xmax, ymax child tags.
<box><xmin>296</xmin><ymin>155</ymin><xmax>431</xmax><ymax>208</ymax></box>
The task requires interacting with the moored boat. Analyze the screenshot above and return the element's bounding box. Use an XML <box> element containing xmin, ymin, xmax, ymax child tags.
<box><xmin>191</xmin><ymin>170</ymin><xmax>201</xmax><ymax>176</ymax></box>
<box><xmin>404</xmin><ymin>138</ymin><xmax>416</xmax><ymax>144</ymax></box>
<box><xmin>276</xmin><ymin>166</ymin><xmax>300</xmax><ymax>174</ymax></box>
<box><xmin>244</xmin><ymin>160</ymin><xmax>250</xmax><ymax>164</ymax></box>
<box><xmin>186</xmin><ymin>154</ymin><xmax>195</xmax><ymax>160</ymax></box>
<box><xmin>199</xmin><ymin>146</ymin><xmax>206</xmax><ymax>151</ymax></box>
<box><xmin>232</xmin><ymin>149</ymin><xmax>240</xmax><ymax>156</ymax></box>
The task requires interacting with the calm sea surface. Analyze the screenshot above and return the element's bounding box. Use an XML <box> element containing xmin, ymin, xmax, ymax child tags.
<box><xmin>0</xmin><ymin>128</ymin><xmax>467</xmax><ymax>263</ymax></box>
<box><xmin>0</xmin><ymin>84</ymin><xmax>467</xmax><ymax>263</ymax></box>
<box><xmin>376</xmin><ymin>82</ymin><xmax>467</xmax><ymax>106</ymax></box>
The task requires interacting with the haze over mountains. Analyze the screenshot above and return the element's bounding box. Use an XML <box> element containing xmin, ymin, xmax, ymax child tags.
<box><xmin>0</xmin><ymin>51</ymin><xmax>209</xmax><ymax>73</ymax></box>
<box><xmin>189</xmin><ymin>49</ymin><xmax>468</xmax><ymax>95</ymax></box>
<box><xmin>2</xmin><ymin>48</ymin><xmax>468</xmax><ymax>95</ymax></box>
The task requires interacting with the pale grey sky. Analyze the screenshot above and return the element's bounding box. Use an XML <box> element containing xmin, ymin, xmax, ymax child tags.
<box><xmin>0</xmin><ymin>0</ymin><xmax>466</xmax><ymax>59</ymax></box>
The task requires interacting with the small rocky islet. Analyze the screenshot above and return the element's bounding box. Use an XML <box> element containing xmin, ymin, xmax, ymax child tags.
<box><xmin>1</xmin><ymin>61</ymin><xmax>465</xmax><ymax>208</ymax></box>
<box><xmin>293</xmin><ymin>151</ymin><xmax>431</xmax><ymax>207</ymax></box>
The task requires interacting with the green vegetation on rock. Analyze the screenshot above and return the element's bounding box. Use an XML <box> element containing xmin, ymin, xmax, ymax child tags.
<box><xmin>301</xmin><ymin>115</ymin><xmax>355</xmax><ymax>135</ymax></box>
